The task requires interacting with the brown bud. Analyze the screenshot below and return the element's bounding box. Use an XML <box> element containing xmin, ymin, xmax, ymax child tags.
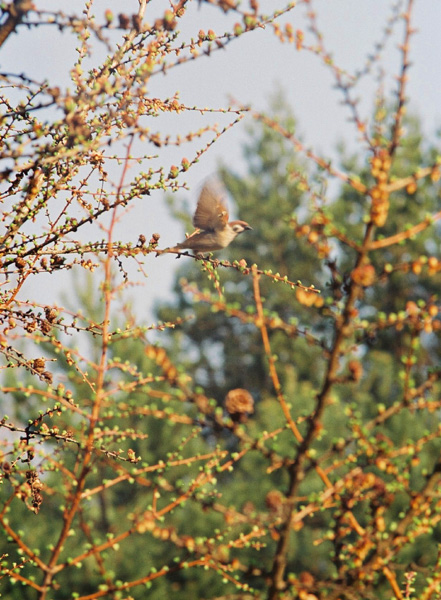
<box><xmin>265</xmin><ymin>490</ymin><xmax>285</xmax><ymax>514</ymax></box>
<box><xmin>132</xmin><ymin>14</ymin><xmax>142</xmax><ymax>32</ymax></box>
<box><xmin>42</xmin><ymin>371</ymin><xmax>53</xmax><ymax>384</ymax></box>
<box><xmin>149</xmin><ymin>233</ymin><xmax>160</xmax><ymax>247</ymax></box>
<box><xmin>348</xmin><ymin>360</ymin><xmax>363</xmax><ymax>382</ymax></box>
<box><xmin>40</xmin><ymin>321</ymin><xmax>52</xmax><ymax>335</ymax></box>
<box><xmin>25</xmin><ymin>320</ymin><xmax>37</xmax><ymax>333</ymax></box>
<box><xmin>45</xmin><ymin>308</ymin><xmax>57</xmax><ymax>323</ymax></box>
<box><xmin>32</xmin><ymin>358</ymin><xmax>46</xmax><ymax>373</ymax></box>
<box><xmin>351</xmin><ymin>264</ymin><xmax>376</xmax><ymax>287</ymax></box>
<box><xmin>15</xmin><ymin>257</ymin><xmax>26</xmax><ymax>270</ymax></box>
<box><xmin>2</xmin><ymin>461</ymin><xmax>12</xmax><ymax>475</ymax></box>
<box><xmin>118</xmin><ymin>13</ymin><xmax>130</xmax><ymax>29</ymax></box>
<box><xmin>225</xmin><ymin>388</ymin><xmax>254</xmax><ymax>421</ymax></box>
<box><xmin>194</xmin><ymin>394</ymin><xmax>211</xmax><ymax>415</ymax></box>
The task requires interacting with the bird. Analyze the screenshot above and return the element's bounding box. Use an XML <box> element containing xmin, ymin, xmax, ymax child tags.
<box><xmin>165</xmin><ymin>180</ymin><xmax>252</xmax><ymax>254</ymax></box>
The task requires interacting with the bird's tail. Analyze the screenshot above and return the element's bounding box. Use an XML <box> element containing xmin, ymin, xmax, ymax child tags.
<box><xmin>155</xmin><ymin>246</ymin><xmax>181</xmax><ymax>256</ymax></box>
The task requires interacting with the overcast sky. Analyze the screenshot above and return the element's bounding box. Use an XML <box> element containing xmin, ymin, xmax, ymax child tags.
<box><xmin>2</xmin><ymin>0</ymin><xmax>440</xmax><ymax>321</ymax></box>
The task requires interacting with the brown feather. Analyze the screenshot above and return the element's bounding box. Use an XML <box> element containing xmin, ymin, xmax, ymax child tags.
<box><xmin>175</xmin><ymin>230</ymin><xmax>227</xmax><ymax>253</ymax></box>
<box><xmin>192</xmin><ymin>181</ymin><xmax>229</xmax><ymax>231</ymax></box>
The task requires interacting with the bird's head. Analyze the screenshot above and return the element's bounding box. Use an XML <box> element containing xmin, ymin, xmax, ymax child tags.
<box><xmin>228</xmin><ymin>220</ymin><xmax>253</xmax><ymax>235</ymax></box>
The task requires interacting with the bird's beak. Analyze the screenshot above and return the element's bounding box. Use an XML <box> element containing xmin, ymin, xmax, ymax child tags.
<box><xmin>244</xmin><ymin>225</ymin><xmax>253</xmax><ymax>230</ymax></box>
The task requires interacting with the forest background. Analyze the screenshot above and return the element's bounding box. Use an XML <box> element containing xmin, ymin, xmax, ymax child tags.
<box><xmin>0</xmin><ymin>1</ymin><xmax>441</xmax><ymax>600</ymax></box>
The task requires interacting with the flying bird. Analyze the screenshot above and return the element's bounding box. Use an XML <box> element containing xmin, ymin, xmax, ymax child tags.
<box><xmin>166</xmin><ymin>181</ymin><xmax>252</xmax><ymax>254</ymax></box>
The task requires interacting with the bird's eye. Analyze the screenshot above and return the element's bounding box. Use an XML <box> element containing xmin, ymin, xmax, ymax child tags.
<box><xmin>233</xmin><ymin>225</ymin><xmax>242</xmax><ymax>232</ymax></box>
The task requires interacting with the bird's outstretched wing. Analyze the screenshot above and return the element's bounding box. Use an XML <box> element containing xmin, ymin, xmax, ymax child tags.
<box><xmin>192</xmin><ymin>180</ymin><xmax>229</xmax><ymax>231</ymax></box>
